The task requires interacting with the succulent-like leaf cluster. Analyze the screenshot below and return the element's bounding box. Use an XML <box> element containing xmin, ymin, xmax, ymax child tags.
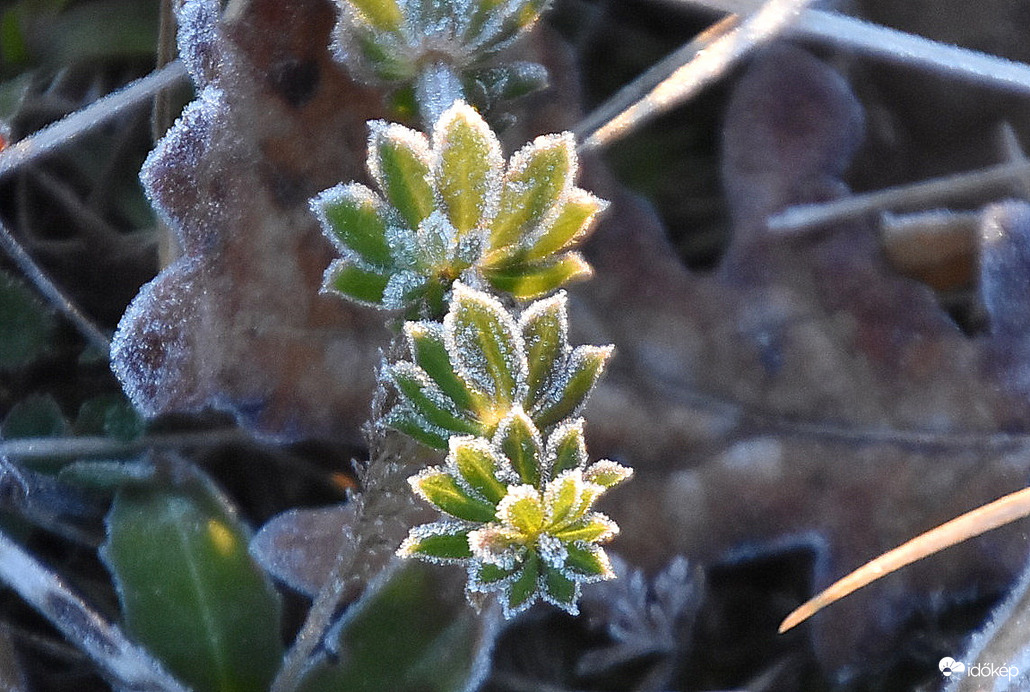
<box><xmin>398</xmin><ymin>414</ymin><xmax>632</xmax><ymax>617</ymax></box>
<box><xmin>312</xmin><ymin>102</ymin><xmax>606</xmax><ymax>316</ymax></box>
<box><xmin>332</xmin><ymin>0</ymin><xmax>549</xmax><ymax>106</ymax></box>
<box><xmin>384</xmin><ymin>282</ymin><xmax>611</xmax><ymax>448</ymax></box>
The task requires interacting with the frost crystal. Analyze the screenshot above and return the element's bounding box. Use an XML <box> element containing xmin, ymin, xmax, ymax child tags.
<box><xmin>399</xmin><ymin>415</ymin><xmax>632</xmax><ymax>618</ymax></box>
<box><xmin>312</xmin><ymin>102</ymin><xmax>606</xmax><ymax>317</ymax></box>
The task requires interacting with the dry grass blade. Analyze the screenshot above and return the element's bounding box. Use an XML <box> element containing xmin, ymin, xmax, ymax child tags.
<box><xmin>0</xmin><ymin>60</ymin><xmax>188</xmax><ymax>182</ymax></box>
<box><xmin>779</xmin><ymin>486</ymin><xmax>1030</xmax><ymax>633</ymax></box>
<box><xmin>0</xmin><ymin>530</ymin><xmax>190</xmax><ymax>692</ymax></box>
<box><xmin>766</xmin><ymin>160</ymin><xmax>1030</xmax><ymax>234</ymax></box>
<box><xmin>0</xmin><ymin>215</ymin><xmax>112</xmax><ymax>352</ymax></box>
<box><xmin>579</xmin><ymin>0</ymin><xmax>815</xmax><ymax>151</ymax></box>
<box><xmin>675</xmin><ymin>1</ymin><xmax>1030</xmax><ymax>95</ymax></box>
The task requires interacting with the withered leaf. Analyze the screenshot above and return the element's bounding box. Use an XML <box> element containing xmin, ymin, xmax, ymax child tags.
<box><xmin>112</xmin><ymin>0</ymin><xmax>1030</xmax><ymax>678</ymax></box>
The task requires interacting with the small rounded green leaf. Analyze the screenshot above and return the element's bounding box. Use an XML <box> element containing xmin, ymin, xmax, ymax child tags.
<box><xmin>433</xmin><ymin>102</ymin><xmax>502</xmax><ymax>235</ymax></box>
<box><xmin>345</xmin><ymin>0</ymin><xmax>403</xmax><ymax>31</ymax></box>
<box><xmin>405</xmin><ymin>321</ymin><xmax>478</xmax><ymax>411</ymax></box>
<box><xmin>519</xmin><ymin>292</ymin><xmax>568</xmax><ymax>403</ymax></box>
<box><xmin>493</xmin><ymin>409</ymin><xmax>542</xmax><ymax>487</ymax></box>
<box><xmin>444</xmin><ymin>283</ymin><xmax>526</xmax><ymax>404</ymax></box>
<box><xmin>532</xmin><ymin>344</ymin><xmax>612</xmax><ymax>428</ymax></box>
<box><xmin>0</xmin><ymin>270</ymin><xmax>56</xmax><ymax>372</ymax></box>
<box><xmin>312</xmin><ymin>183</ymin><xmax>393</xmax><ymax>267</ymax></box>
<box><xmin>526</xmin><ymin>189</ymin><xmax>606</xmax><ymax>261</ymax></box>
<box><xmin>368</xmin><ymin>122</ymin><xmax>434</xmax><ymax>229</ymax></box>
<box><xmin>102</xmin><ymin>479</ymin><xmax>283</xmax><ymax>692</ymax></box>
<box><xmin>543</xmin><ymin>470</ymin><xmax>585</xmax><ymax>527</ymax></box>
<box><xmin>476</xmin><ymin>562</ymin><xmax>516</xmax><ymax>587</ymax></box>
<box><xmin>489</xmin><ymin>133</ymin><xmax>575</xmax><ymax>250</ymax></box>
<box><xmin>324</xmin><ymin>261</ymin><xmax>390</xmax><ymax>306</ymax></box>
<box><xmin>388</xmin><ymin>362</ymin><xmax>481</xmax><ymax>437</ymax></box>
<box><xmin>410</xmin><ymin>469</ymin><xmax>498</xmax><ymax>522</ymax></box>
<box><xmin>483</xmin><ymin>252</ymin><xmax>593</xmax><ymax>299</ymax></box>
<box><xmin>450</xmin><ymin>437</ymin><xmax>508</xmax><ymax>504</ymax></box>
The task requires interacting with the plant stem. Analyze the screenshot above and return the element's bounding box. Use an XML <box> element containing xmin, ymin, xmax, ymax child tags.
<box><xmin>414</xmin><ymin>62</ymin><xmax>466</xmax><ymax>129</ymax></box>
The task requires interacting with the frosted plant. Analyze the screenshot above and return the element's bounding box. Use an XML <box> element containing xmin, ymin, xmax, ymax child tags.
<box><xmin>398</xmin><ymin>415</ymin><xmax>632</xmax><ymax>617</ymax></box>
<box><xmin>331</xmin><ymin>0</ymin><xmax>549</xmax><ymax>119</ymax></box>
<box><xmin>383</xmin><ymin>282</ymin><xmax>612</xmax><ymax>448</ymax></box>
<box><xmin>311</xmin><ymin>101</ymin><xmax>606</xmax><ymax>317</ymax></box>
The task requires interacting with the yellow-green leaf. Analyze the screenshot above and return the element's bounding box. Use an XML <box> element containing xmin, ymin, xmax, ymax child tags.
<box><xmin>313</xmin><ymin>184</ymin><xmax>393</xmax><ymax>267</ymax></box>
<box><xmin>526</xmin><ymin>189</ymin><xmax>606</xmax><ymax>261</ymax></box>
<box><xmin>484</xmin><ymin>252</ymin><xmax>593</xmax><ymax>300</ymax></box>
<box><xmin>451</xmin><ymin>437</ymin><xmax>508</xmax><ymax>504</ymax></box>
<box><xmin>434</xmin><ymin>103</ymin><xmax>501</xmax><ymax>235</ymax></box>
<box><xmin>411</xmin><ymin>470</ymin><xmax>498</xmax><ymax>522</ymax></box>
<box><xmin>369</xmin><ymin>122</ymin><xmax>434</xmax><ymax>229</ymax></box>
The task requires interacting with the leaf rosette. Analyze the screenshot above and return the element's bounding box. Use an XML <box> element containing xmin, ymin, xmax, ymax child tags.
<box><xmin>332</xmin><ymin>0</ymin><xmax>550</xmax><ymax>95</ymax></box>
<box><xmin>312</xmin><ymin>102</ymin><xmax>607</xmax><ymax>316</ymax></box>
<box><xmin>383</xmin><ymin>282</ymin><xmax>612</xmax><ymax>448</ymax></box>
<box><xmin>398</xmin><ymin>413</ymin><xmax>632</xmax><ymax>617</ymax></box>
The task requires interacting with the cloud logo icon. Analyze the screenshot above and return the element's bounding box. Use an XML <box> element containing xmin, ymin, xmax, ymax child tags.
<box><xmin>939</xmin><ymin>657</ymin><xmax>966</xmax><ymax>677</ymax></box>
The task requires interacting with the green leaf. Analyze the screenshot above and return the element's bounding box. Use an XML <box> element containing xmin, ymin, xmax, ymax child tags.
<box><xmin>476</xmin><ymin>561</ymin><xmax>515</xmax><ymax>586</ymax></box>
<box><xmin>552</xmin><ymin>514</ymin><xmax>615</xmax><ymax>544</ymax></box>
<box><xmin>532</xmin><ymin>345</ymin><xmax>612</xmax><ymax>429</ymax></box>
<box><xmin>324</xmin><ymin>261</ymin><xmax>390</xmax><ymax>306</ymax></box>
<box><xmin>357</xmin><ymin>31</ymin><xmax>414</xmax><ymax>82</ymax></box>
<box><xmin>298</xmin><ymin>561</ymin><xmax>496</xmax><ymax>692</ymax></box>
<box><xmin>74</xmin><ymin>394</ymin><xmax>144</xmax><ymax>442</ymax></box>
<box><xmin>526</xmin><ymin>189</ymin><xmax>606</xmax><ymax>261</ymax></box>
<box><xmin>494</xmin><ymin>409</ymin><xmax>541</xmax><ymax>487</ymax></box>
<box><xmin>102</xmin><ymin>476</ymin><xmax>283</xmax><ymax>692</ymax></box>
<box><xmin>505</xmin><ymin>550</ymin><xmax>540</xmax><ymax>615</ymax></box>
<box><xmin>489</xmin><ymin>133</ymin><xmax>574</xmax><ymax>250</ymax></box>
<box><xmin>519</xmin><ymin>292</ymin><xmax>567</xmax><ymax>403</ymax></box>
<box><xmin>410</xmin><ymin>469</ymin><xmax>499</xmax><ymax>522</ymax></box>
<box><xmin>314</xmin><ymin>184</ymin><xmax>393</xmax><ymax>267</ymax></box>
<box><xmin>405</xmin><ymin>321</ymin><xmax>477</xmax><ymax>412</ymax></box>
<box><xmin>547</xmin><ymin>420</ymin><xmax>587</xmax><ymax>477</ymax></box>
<box><xmin>564</xmin><ymin>544</ymin><xmax>611</xmax><ymax>579</ymax></box>
<box><xmin>369</xmin><ymin>122</ymin><xmax>434</xmax><ymax>229</ymax></box>
<box><xmin>399</xmin><ymin>522</ymin><xmax>473</xmax><ymax>561</ymax></box>
<box><xmin>388</xmin><ymin>363</ymin><xmax>482</xmax><ymax>437</ymax></box>
<box><xmin>383</xmin><ymin>406</ymin><xmax>450</xmax><ymax>450</ymax></box>
<box><xmin>543</xmin><ymin>565</ymin><xmax>577</xmax><ymax>610</ymax></box>
<box><xmin>0</xmin><ymin>270</ymin><xmax>56</xmax><ymax>371</ymax></box>
<box><xmin>2</xmin><ymin>394</ymin><xmax>67</xmax><ymax>440</ymax></box>
<box><xmin>450</xmin><ymin>437</ymin><xmax>508</xmax><ymax>504</ymax></box>
<box><xmin>584</xmin><ymin>459</ymin><xmax>633</xmax><ymax>488</ymax></box>
<box><xmin>346</xmin><ymin>0</ymin><xmax>402</xmax><ymax>31</ymax></box>
<box><xmin>484</xmin><ymin>252</ymin><xmax>593</xmax><ymax>299</ymax></box>
<box><xmin>445</xmin><ymin>283</ymin><xmax>525</xmax><ymax>404</ymax></box>
<box><xmin>496</xmin><ymin>485</ymin><xmax>544</xmax><ymax>535</ymax></box>
<box><xmin>543</xmin><ymin>471</ymin><xmax>583</xmax><ymax>527</ymax></box>
<box><xmin>434</xmin><ymin>103</ymin><xmax>501</xmax><ymax>235</ymax></box>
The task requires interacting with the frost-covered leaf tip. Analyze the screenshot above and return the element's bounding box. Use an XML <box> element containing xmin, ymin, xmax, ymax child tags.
<box><xmin>398</xmin><ymin>413</ymin><xmax>632</xmax><ymax>618</ymax></box>
<box><xmin>312</xmin><ymin>102</ymin><xmax>606</xmax><ymax>316</ymax></box>
<box><xmin>384</xmin><ymin>282</ymin><xmax>612</xmax><ymax>449</ymax></box>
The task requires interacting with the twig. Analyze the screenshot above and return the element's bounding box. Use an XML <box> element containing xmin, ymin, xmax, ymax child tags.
<box><xmin>0</xmin><ymin>428</ymin><xmax>256</xmax><ymax>461</ymax></box>
<box><xmin>0</xmin><ymin>215</ymin><xmax>112</xmax><ymax>353</ymax></box>
<box><xmin>671</xmin><ymin>1</ymin><xmax>1030</xmax><ymax>95</ymax></box>
<box><xmin>0</xmin><ymin>530</ymin><xmax>191</xmax><ymax>692</ymax></box>
<box><xmin>578</xmin><ymin>0</ymin><xmax>815</xmax><ymax>151</ymax></box>
<box><xmin>765</xmin><ymin>160</ymin><xmax>1030</xmax><ymax>234</ymax></box>
<box><xmin>0</xmin><ymin>61</ymin><xmax>189</xmax><ymax>182</ymax></box>
<box><xmin>778</xmin><ymin>486</ymin><xmax>1030</xmax><ymax>633</ymax></box>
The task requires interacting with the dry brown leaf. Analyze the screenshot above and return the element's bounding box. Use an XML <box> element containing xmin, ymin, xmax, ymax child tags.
<box><xmin>111</xmin><ymin>0</ymin><xmax>1030</xmax><ymax>676</ymax></box>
